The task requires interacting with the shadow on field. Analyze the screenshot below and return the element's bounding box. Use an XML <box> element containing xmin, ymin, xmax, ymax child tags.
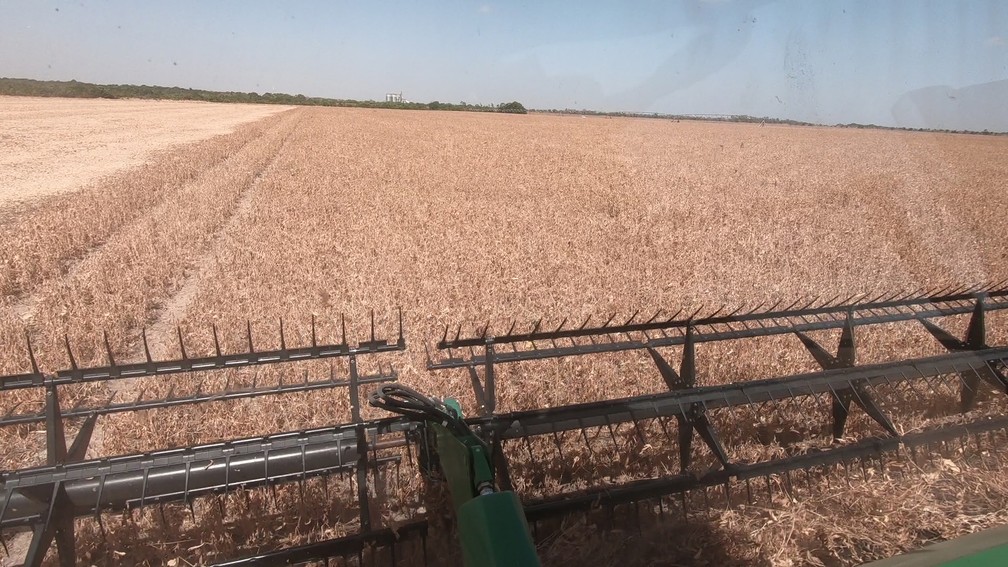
<box><xmin>533</xmin><ymin>510</ymin><xmax>774</xmax><ymax>567</ymax></box>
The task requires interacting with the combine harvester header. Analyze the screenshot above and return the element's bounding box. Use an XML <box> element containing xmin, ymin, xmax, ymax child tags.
<box><xmin>2</xmin><ymin>285</ymin><xmax>1008</xmax><ymax>566</ymax></box>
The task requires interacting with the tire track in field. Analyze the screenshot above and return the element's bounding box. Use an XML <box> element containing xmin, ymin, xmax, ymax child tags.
<box><xmin>0</xmin><ymin>115</ymin><xmax>298</xmax><ymax>493</ymax></box>
<box><xmin>2</xmin><ymin>121</ymin><xmax>276</xmax><ymax>328</ymax></box>
<box><xmin>85</xmin><ymin>113</ymin><xmax>301</xmax><ymax>460</ymax></box>
<box><xmin>0</xmin><ymin>110</ymin><xmax>302</xmax><ymax>473</ymax></box>
<box><xmin>129</xmin><ymin>124</ymin><xmax>297</xmax><ymax>364</ymax></box>
<box><xmin>0</xmin><ymin>116</ymin><xmax>302</xmax><ymax>567</ymax></box>
<box><xmin>23</xmin><ymin>110</ymin><xmax>300</xmax><ymax>365</ymax></box>
<box><xmin>0</xmin><ymin>114</ymin><xmax>288</xmax><ymax>307</ymax></box>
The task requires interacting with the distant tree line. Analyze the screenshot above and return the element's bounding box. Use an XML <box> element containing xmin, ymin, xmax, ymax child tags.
<box><xmin>536</xmin><ymin>106</ymin><xmax>818</xmax><ymax>125</ymax></box>
<box><xmin>535</xmin><ymin>107</ymin><xmax>1005</xmax><ymax>135</ymax></box>
<box><xmin>426</xmin><ymin>100</ymin><xmax>525</xmax><ymax>113</ymax></box>
<box><xmin>3</xmin><ymin>77</ymin><xmax>999</xmax><ymax>134</ymax></box>
<box><xmin>0</xmin><ymin>77</ymin><xmax>528</xmax><ymax>115</ymax></box>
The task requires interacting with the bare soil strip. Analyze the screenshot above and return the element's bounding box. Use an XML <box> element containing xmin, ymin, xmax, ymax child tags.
<box><xmin>4</xmin><ymin>117</ymin><xmax>279</xmax><ymax>328</ymax></box>
<box><xmin>0</xmin><ymin>110</ymin><xmax>300</xmax><ymax>567</ymax></box>
<box><xmin>0</xmin><ymin>96</ymin><xmax>291</xmax><ymax>206</ymax></box>
<box><xmin>0</xmin><ymin>110</ymin><xmax>303</xmax><ymax>475</ymax></box>
<box><xmin>0</xmin><ymin>112</ymin><xmax>287</xmax><ymax>304</ymax></box>
<box><xmin>127</xmin><ymin>122</ymin><xmax>297</xmax><ymax>366</ymax></box>
<box><xmin>131</xmin><ymin>181</ymin><xmax>262</xmax><ymax>362</ymax></box>
<box><xmin>84</xmin><ymin>149</ymin><xmax>290</xmax><ymax>463</ymax></box>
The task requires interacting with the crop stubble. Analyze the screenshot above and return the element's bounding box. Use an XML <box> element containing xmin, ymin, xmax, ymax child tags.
<box><xmin>2</xmin><ymin>105</ymin><xmax>1008</xmax><ymax>565</ymax></box>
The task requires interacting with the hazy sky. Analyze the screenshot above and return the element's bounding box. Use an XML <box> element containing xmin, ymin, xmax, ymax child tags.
<box><xmin>2</xmin><ymin>0</ymin><xmax>1006</xmax><ymax>129</ymax></box>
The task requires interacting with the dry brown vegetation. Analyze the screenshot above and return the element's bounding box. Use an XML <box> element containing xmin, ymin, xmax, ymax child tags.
<box><xmin>2</xmin><ymin>103</ymin><xmax>1008</xmax><ymax>566</ymax></box>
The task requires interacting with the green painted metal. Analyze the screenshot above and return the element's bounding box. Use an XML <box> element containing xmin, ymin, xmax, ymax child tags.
<box><xmin>861</xmin><ymin>524</ymin><xmax>1008</xmax><ymax>567</ymax></box>
<box><xmin>431</xmin><ymin>399</ymin><xmax>541</xmax><ymax>567</ymax></box>
<box><xmin>458</xmin><ymin>491</ymin><xmax>541</xmax><ymax>567</ymax></box>
<box><xmin>939</xmin><ymin>544</ymin><xmax>1008</xmax><ymax>566</ymax></box>
<box><xmin>432</xmin><ymin>420</ymin><xmax>493</xmax><ymax>510</ymax></box>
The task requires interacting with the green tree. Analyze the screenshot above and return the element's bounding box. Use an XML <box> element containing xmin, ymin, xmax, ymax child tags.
<box><xmin>498</xmin><ymin>101</ymin><xmax>527</xmax><ymax>114</ymax></box>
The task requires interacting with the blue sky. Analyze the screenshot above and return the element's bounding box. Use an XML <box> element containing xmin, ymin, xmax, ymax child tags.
<box><xmin>1</xmin><ymin>1</ymin><xmax>1006</xmax><ymax>129</ymax></box>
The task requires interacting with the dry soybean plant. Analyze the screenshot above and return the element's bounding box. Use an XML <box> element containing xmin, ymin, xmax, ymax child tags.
<box><xmin>1</xmin><ymin>106</ymin><xmax>1008</xmax><ymax>566</ymax></box>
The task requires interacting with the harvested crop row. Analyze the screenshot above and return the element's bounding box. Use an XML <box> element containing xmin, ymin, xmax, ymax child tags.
<box><xmin>0</xmin><ymin>109</ymin><xmax>304</xmax><ymax>469</ymax></box>
<box><xmin>0</xmin><ymin>111</ymin><xmax>292</xmax><ymax>305</ymax></box>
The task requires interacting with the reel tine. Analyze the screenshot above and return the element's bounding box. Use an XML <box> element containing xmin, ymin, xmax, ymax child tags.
<box><xmin>947</xmin><ymin>283</ymin><xmax>971</xmax><ymax>297</ymax></box>
<box><xmin>212</xmin><ymin>324</ymin><xmax>222</xmax><ymax>357</ymax></box>
<box><xmin>960</xmin><ymin>282</ymin><xmax>981</xmax><ymax>295</ymax></box>
<box><xmin>370</xmin><ymin>309</ymin><xmax>376</xmax><ymax>344</ymax></box>
<box><xmin>624</xmin><ymin>310</ymin><xmax>639</xmax><ymax>326</ymax></box>
<box><xmin>506</xmin><ymin>319</ymin><xmax>517</xmax><ymax>336</ymax></box>
<box><xmin>687</xmin><ymin>305</ymin><xmax>704</xmax><ymax>321</ymax></box>
<box><xmin>883</xmin><ymin>289</ymin><xmax>907</xmax><ymax>303</ymax></box>
<box><xmin>279</xmin><ymin>318</ymin><xmax>286</xmax><ymax>350</ymax></box>
<box><xmin>140</xmin><ymin>326</ymin><xmax>153</xmax><ymax>361</ymax></box>
<box><xmin>601</xmin><ymin>313</ymin><xmax>616</xmax><ymax>328</ymax></box>
<box><xmin>25</xmin><ymin>333</ymin><xmax>40</xmax><ymax>375</ymax></box>
<box><xmin>553</xmin><ymin>317</ymin><xmax>568</xmax><ymax>333</ymax></box>
<box><xmin>341</xmin><ymin>313</ymin><xmax>348</xmax><ymax>347</ymax></box>
<box><xmin>247</xmin><ymin>321</ymin><xmax>255</xmax><ymax>353</ymax></box>
<box><xmin>835</xmin><ymin>292</ymin><xmax>858</xmax><ymax>308</ymax></box>
<box><xmin>62</xmin><ymin>332</ymin><xmax>77</xmax><ymax>369</ymax></box>
<box><xmin>176</xmin><ymin>326</ymin><xmax>187</xmax><ymax>359</ymax></box>
<box><xmin>782</xmin><ymin>297</ymin><xmax>803</xmax><ymax>311</ymax></box>
<box><xmin>865</xmin><ymin>291</ymin><xmax>887</xmax><ymax>304</ymax></box>
<box><xmin>398</xmin><ymin>306</ymin><xmax>405</xmax><ymax>346</ymax></box>
<box><xmin>931</xmin><ymin>283</ymin><xmax>955</xmax><ymax>297</ymax></box>
<box><xmin>895</xmin><ymin>288</ymin><xmax>919</xmax><ymax>302</ymax></box>
<box><xmin>725</xmin><ymin>304</ymin><xmax>744</xmax><ymax>318</ymax></box>
<box><xmin>742</xmin><ymin>300</ymin><xmax>767</xmax><ymax>316</ymax></box>
<box><xmin>310</xmin><ymin>315</ymin><xmax>318</xmax><ymax>349</ymax></box>
<box><xmin>707</xmin><ymin>304</ymin><xmax>728</xmax><ymax>319</ymax></box>
<box><xmin>872</xmin><ymin>290</ymin><xmax>896</xmax><ymax>304</ymax></box>
<box><xmin>645</xmin><ymin>309</ymin><xmax>662</xmax><ymax>324</ymax></box>
<box><xmin>103</xmin><ymin>330</ymin><xmax>116</xmax><ymax>367</ymax></box>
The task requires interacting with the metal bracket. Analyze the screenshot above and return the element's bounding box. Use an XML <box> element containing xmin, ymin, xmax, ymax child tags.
<box><xmin>677</xmin><ymin>403</ymin><xmax>731</xmax><ymax>473</ymax></box>
<box><xmin>349</xmin><ymin>354</ymin><xmax>373</xmax><ymax>532</ymax></box>
<box><xmin>795</xmin><ymin>312</ymin><xmax>897</xmax><ymax>439</ymax></box>
<box><xmin>19</xmin><ymin>384</ymin><xmax>99</xmax><ymax>567</ymax></box>
<box><xmin>648</xmin><ymin>328</ymin><xmax>730</xmax><ymax>473</ymax></box>
<box><xmin>918</xmin><ymin>296</ymin><xmax>1007</xmax><ymax>411</ymax></box>
<box><xmin>466</xmin><ymin>340</ymin><xmax>497</xmax><ymax>416</ymax></box>
<box><xmin>647</xmin><ymin>325</ymin><xmax>696</xmax><ymax>390</ymax></box>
